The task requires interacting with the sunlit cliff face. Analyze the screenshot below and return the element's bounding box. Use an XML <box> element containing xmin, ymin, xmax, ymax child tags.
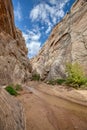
<box><xmin>31</xmin><ymin>0</ymin><xmax>87</xmax><ymax>80</ymax></box>
<box><xmin>12</xmin><ymin>0</ymin><xmax>75</xmax><ymax>58</ymax></box>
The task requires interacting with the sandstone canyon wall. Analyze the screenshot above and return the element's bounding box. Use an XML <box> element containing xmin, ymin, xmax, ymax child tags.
<box><xmin>0</xmin><ymin>88</ymin><xmax>25</xmax><ymax>130</ymax></box>
<box><xmin>0</xmin><ymin>0</ymin><xmax>32</xmax><ymax>85</ymax></box>
<box><xmin>0</xmin><ymin>1</ymin><xmax>26</xmax><ymax>129</ymax></box>
<box><xmin>31</xmin><ymin>0</ymin><xmax>87</xmax><ymax>80</ymax></box>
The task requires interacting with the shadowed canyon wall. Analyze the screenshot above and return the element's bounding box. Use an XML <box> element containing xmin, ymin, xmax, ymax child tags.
<box><xmin>0</xmin><ymin>1</ymin><xmax>26</xmax><ymax>129</ymax></box>
<box><xmin>0</xmin><ymin>0</ymin><xmax>32</xmax><ymax>85</ymax></box>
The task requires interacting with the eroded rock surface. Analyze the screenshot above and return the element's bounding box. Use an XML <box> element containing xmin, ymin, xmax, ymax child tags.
<box><xmin>0</xmin><ymin>88</ymin><xmax>25</xmax><ymax>130</ymax></box>
<box><xmin>31</xmin><ymin>0</ymin><xmax>87</xmax><ymax>80</ymax></box>
<box><xmin>0</xmin><ymin>0</ymin><xmax>16</xmax><ymax>38</ymax></box>
<box><xmin>0</xmin><ymin>0</ymin><xmax>32</xmax><ymax>85</ymax></box>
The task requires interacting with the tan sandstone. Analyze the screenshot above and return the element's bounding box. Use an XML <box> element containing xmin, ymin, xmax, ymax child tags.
<box><xmin>0</xmin><ymin>0</ymin><xmax>32</xmax><ymax>85</ymax></box>
<box><xmin>31</xmin><ymin>0</ymin><xmax>87</xmax><ymax>80</ymax></box>
<box><xmin>0</xmin><ymin>88</ymin><xmax>25</xmax><ymax>130</ymax></box>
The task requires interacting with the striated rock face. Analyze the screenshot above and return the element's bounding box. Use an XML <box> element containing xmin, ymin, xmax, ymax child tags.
<box><xmin>0</xmin><ymin>1</ymin><xmax>27</xmax><ymax>128</ymax></box>
<box><xmin>31</xmin><ymin>0</ymin><xmax>87</xmax><ymax>80</ymax></box>
<box><xmin>0</xmin><ymin>88</ymin><xmax>25</xmax><ymax>130</ymax></box>
<box><xmin>0</xmin><ymin>0</ymin><xmax>32</xmax><ymax>85</ymax></box>
<box><xmin>0</xmin><ymin>0</ymin><xmax>16</xmax><ymax>38</ymax></box>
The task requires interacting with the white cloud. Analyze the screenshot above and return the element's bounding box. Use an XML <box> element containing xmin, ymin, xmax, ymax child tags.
<box><xmin>23</xmin><ymin>29</ymin><xmax>41</xmax><ymax>58</ymax></box>
<box><xmin>49</xmin><ymin>0</ymin><xmax>57</xmax><ymax>5</ymax></box>
<box><xmin>23</xmin><ymin>30</ymin><xmax>41</xmax><ymax>41</ymax></box>
<box><xmin>14</xmin><ymin>2</ymin><xmax>22</xmax><ymax>21</ymax></box>
<box><xmin>25</xmin><ymin>0</ymin><xmax>70</xmax><ymax>58</ymax></box>
<box><xmin>49</xmin><ymin>0</ymin><xmax>70</xmax><ymax>5</ymax></box>
<box><xmin>27</xmin><ymin>41</ymin><xmax>41</xmax><ymax>58</ymax></box>
<box><xmin>30</xmin><ymin>0</ymin><xmax>70</xmax><ymax>34</ymax></box>
<box><xmin>23</xmin><ymin>33</ymin><xmax>29</xmax><ymax>41</ymax></box>
<box><xmin>46</xmin><ymin>24</ymin><xmax>52</xmax><ymax>34</ymax></box>
<box><xmin>30</xmin><ymin>6</ymin><xmax>40</xmax><ymax>21</ymax></box>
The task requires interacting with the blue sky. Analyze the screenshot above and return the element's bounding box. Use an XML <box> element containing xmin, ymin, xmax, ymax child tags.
<box><xmin>12</xmin><ymin>0</ymin><xmax>75</xmax><ymax>58</ymax></box>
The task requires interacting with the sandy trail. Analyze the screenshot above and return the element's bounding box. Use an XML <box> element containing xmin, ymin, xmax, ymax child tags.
<box><xmin>17</xmin><ymin>82</ymin><xmax>87</xmax><ymax>130</ymax></box>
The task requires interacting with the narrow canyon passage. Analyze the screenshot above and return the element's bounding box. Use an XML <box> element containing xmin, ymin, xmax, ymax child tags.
<box><xmin>17</xmin><ymin>82</ymin><xmax>87</xmax><ymax>130</ymax></box>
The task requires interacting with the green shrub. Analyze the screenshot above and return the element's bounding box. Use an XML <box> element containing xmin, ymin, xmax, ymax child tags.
<box><xmin>5</xmin><ymin>84</ymin><xmax>23</xmax><ymax>96</ymax></box>
<box><xmin>66</xmin><ymin>62</ymin><xmax>87</xmax><ymax>88</ymax></box>
<box><xmin>47</xmin><ymin>62</ymin><xmax>87</xmax><ymax>89</ymax></box>
<box><xmin>15</xmin><ymin>84</ymin><xmax>23</xmax><ymax>91</ymax></box>
<box><xmin>56</xmin><ymin>79</ymin><xmax>66</xmax><ymax>85</ymax></box>
<box><xmin>32</xmin><ymin>74</ymin><xmax>40</xmax><ymax>81</ymax></box>
<box><xmin>5</xmin><ymin>85</ymin><xmax>18</xmax><ymax>96</ymax></box>
<box><xmin>48</xmin><ymin>79</ymin><xmax>65</xmax><ymax>85</ymax></box>
<box><xmin>47</xmin><ymin>80</ymin><xmax>56</xmax><ymax>85</ymax></box>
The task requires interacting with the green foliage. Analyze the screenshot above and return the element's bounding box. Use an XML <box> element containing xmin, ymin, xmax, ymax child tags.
<box><xmin>5</xmin><ymin>85</ymin><xmax>18</xmax><ymax>96</ymax></box>
<box><xmin>80</xmin><ymin>84</ymin><xmax>87</xmax><ymax>90</ymax></box>
<box><xmin>47</xmin><ymin>62</ymin><xmax>87</xmax><ymax>89</ymax></box>
<box><xmin>56</xmin><ymin>79</ymin><xmax>66</xmax><ymax>85</ymax></box>
<box><xmin>66</xmin><ymin>62</ymin><xmax>87</xmax><ymax>88</ymax></box>
<box><xmin>47</xmin><ymin>80</ymin><xmax>56</xmax><ymax>85</ymax></box>
<box><xmin>48</xmin><ymin>79</ymin><xmax>65</xmax><ymax>85</ymax></box>
<box><xmin>32</xmin><ymin>73</ymin><xmax>40</xmax><ymax>81</ymax></box>
<box><xmin>15</xmin><ymin>84</ymin><xmax>23</xmax><ymax>91</ymax></box>
<box><xmin>5</xmin><ymin>84</ymin><xmax>23</xmax><ymax>96</ymax></box>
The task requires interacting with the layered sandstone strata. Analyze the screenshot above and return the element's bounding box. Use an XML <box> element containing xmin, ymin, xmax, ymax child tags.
<box><xmin>31</xmin><ymin>0</ymin><xmax>87</xmax><ymax>80</ymax></box>
<box><xmin>0</xmin><ymin>88</ymin><xmax>25</xmax><ymax>130</ymax></box>
<box><xmin>0</xmin><ymin>0</ymin><xmax>32</xmax><ymax>85</ymax></box>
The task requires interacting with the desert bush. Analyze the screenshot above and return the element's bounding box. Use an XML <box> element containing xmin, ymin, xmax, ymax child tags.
<box><xmin>32</xmin><ymin>73</ymin><xmax>40</xmax><ymax>81</ymax></box>
<box><xmin>5</xmin><ymin>84</ymin><xmax>23</xmax><ymax>96</ymax></box>
<box><xmin>48</xmin><ymin>79</ymin><xmax>65</xmax><ymax>85</ymax></box>
<box><xmin>66</xmin><ymin>62</ymin><xmax>87</xmax><ymax>88</ymax></box>
<box><xmin>47</xmin><ymin>80</ymin><xmax>56</xmax><ymax>85</ymax></box>
<box><xmin>56</xmin><ymin>79</ymin><xmax>66</xmax><ymax>85</ymax></box>
<box><xmin>5</xmin><ymin>85</ymin><xmax>18</xmax><ymax>96</ymax></box>
<box><xmin>15</xmin><ymin>84</ymin><xmax>23</xmax><ymax>91</ymax></box>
